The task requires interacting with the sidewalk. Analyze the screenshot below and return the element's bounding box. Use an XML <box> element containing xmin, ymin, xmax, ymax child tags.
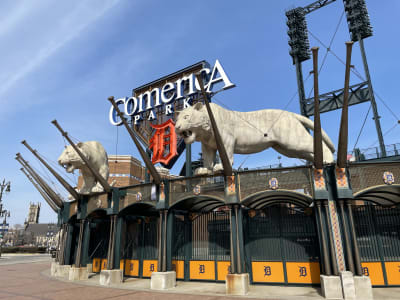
<box><xmin>47</xmin><ymin>269</ymin><xmax>324</xmax><ymax>299</ymax></box>
<box><xmin>1</xmin><ymin>261</ymin><xmax>398</xmax><ymax>300</ymax></box>
<box><xmin>45</xmin><ymin>266</ymin><xmax>400</xmax><ymax>300</ymax></box>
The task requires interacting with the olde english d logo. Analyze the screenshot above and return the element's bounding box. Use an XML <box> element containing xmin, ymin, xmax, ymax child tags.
<box><xmin>149</xmin><ymin>119</ymin><xmax>178</xmax><ymax>165</ymax></box>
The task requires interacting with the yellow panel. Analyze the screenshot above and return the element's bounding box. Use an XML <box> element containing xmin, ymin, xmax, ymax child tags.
<box><xmin>101</xmin><ymin>259</ymin><xmax>108</xmax><ymax>271</ymax></box>
<box><xmin>361</xmin><ymin>262</ymin><xmax>385</xmax><ymax>286</ymax></box>
<box><xmin>286</xmin><ymin>262</ymin><xmax>320</xmax><ymax>284</ymax></box>
<box><xmin>385</xmin><ymin>262</ymin><xmax>400</xmax><ymax>285</ymax></box>
<box><xmin>217</xmin><ymin>261</ymin><xmax>231</xmax><ymax>281</ymax></box>
<box><xmin>190</xmin><ymin>261</ymin><xmax>215</xmax><ymax>280</ymax></box>
<box><xmin>142</xmin><ymin>260</ymin><xmax>158</xmax><ymax>278</ymax></box>
<box><xmin>172</xmin><ymin>260</ymin><xmax>184</xmax><ymax>279</ymax></box>
<box><xmin>251</xmin><ymin>261</ymin><xmax>284</xmax><ymax>283</ymax></box>
<box><xmin>120</xmin><ymin>259</ymin><xmax>124</xmax><ymax>271</ymax></box>
<box><xmin>124</xmin><ymin>259</ymin><xmax>139</xmax><ymax>276</ymax></box>
<box><xmin>92</xmin><ymin>258</ymin><xmax>101</xmax><ymax>273</ymax></box>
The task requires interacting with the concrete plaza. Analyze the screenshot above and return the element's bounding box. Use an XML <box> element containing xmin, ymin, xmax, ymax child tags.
<box><xmin>0</xmin><ymin>255</ymin><xmax>399</xmax><ymax>300</ymax></box>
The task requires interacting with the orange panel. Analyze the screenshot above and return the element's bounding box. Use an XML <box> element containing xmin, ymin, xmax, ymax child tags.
<box><xmin>190</xmin><ymin>261</ymin><xmax>215</xmax><ymax>280</ymax></box>
<box><xmin>172</xmin><ymin>260</ymin><xmax>184</xmax><ymax>279</ymax></box>
<box><xmin>120</xmin><ymin>259</ymin><xmax>124</xmax><ymax>271</ymax></box>
<box><xmin>361</xmin><ymin>262</ymin><xmax>385</xmax><ymax>286</ymax></box>
<box><xmin>101</xmin><ymin>259</ymin><xmax>108</xmax><ymax>271</ymax></box>
<box><xmin>124</xmin><ymin>259</ymin><xmax>139</xmax><ymax>276</ymax></box>
<box><xmin>92</xmin><ymin>258</ymin><xmax>101</xmax><ymax>273</ymax></box>
<box><xmin>385</xmin><ymin>262</ymin><xmax>400</xmax><ymax>285</ymax></box>
<box><xmin>217</xmin><ymin>261</ymin><xmax>231</xmax><ymax>281</ymax></box>
<box><xmin>286</xmin><ymin>262</ymin><xmax>320</xmax><ymax>284</ymax></box>
<box><xmin>142</xmin><ymin>260</ymin><xmax>158</xmax><ymax>278</ymax></box>
<box><xmin>251</xmin><ymin>262</ymin><xmax>284</xmax><ymax>283</ymax></box>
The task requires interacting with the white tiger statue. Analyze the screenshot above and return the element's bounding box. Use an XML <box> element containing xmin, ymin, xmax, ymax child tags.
<box><xmin>175</xmin><ymin>102</ymin><xmax>335</xmax><ymax>175</ymax></box>
<box><xmin>58</xmin><ymin>141</ymin><xmax>109</xmax><ymax>194</ymax></box>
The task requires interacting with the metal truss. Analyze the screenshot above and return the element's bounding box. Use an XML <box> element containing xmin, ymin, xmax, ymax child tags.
<box><xmin>303</xmin><ymin>0</ymin><xmax>337</xmax><ymax>14</ymax></box>
<box><xmin>304</xmin><ymin>81</ymin><xmax>369</xmax><ymax>116</ymax></box>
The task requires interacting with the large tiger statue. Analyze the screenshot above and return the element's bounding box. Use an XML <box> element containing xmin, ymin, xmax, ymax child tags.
<box><xmin>175</xmin><ymin>103</ymin><xmax>335</xmax><ymax>175</ymax></box>
<box><xmin>58</xmin><ymin>141</ymin><xmax>109</xmax><ymax>194</ymax></box>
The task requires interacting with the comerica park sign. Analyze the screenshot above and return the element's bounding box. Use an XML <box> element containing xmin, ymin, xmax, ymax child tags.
<box><xmin>109</xmin><ymin>60</ymin><xmax>235</xmax><ymax>126</ymax></box>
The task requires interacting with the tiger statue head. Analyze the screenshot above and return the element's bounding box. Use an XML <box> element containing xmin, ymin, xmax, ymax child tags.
<box><xmin>175</xmin><ymin>102</ymin><xmax>211</xmax><ymax>145</ymax></box>
<box><xmin>58</xmin><ymin>143</ymin><xmax>88</xmax><ymax>174</ymax></box>
<box><xmin>58</xmin><ymin>141</ymin><xmax>109</xmax><ymax>194</ymax></box>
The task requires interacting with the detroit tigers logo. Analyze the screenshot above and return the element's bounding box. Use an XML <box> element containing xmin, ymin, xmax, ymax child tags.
<box><xmin>149</xmin><ymin>119</ymin><xmax>178</xmax><ymax>165</ymax></box>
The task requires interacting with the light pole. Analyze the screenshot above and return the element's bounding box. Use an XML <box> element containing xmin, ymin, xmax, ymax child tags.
<box><xmin>0</xmin><ymin>179</ymin><xmax>11</xmax><ymax>257</ymax></box>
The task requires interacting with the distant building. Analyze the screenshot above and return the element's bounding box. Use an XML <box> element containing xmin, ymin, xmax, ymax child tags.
<box><xmin>23</xmin><ymin>223</ymin><xmax>59</xmax><ymax>248</ymax></box>
<box><xmin>4</xmin><ymin>203</ymin><xmax>61</xmax><ymax>248</ymax></box>
<box><xmin>108</xmin><ymin>155</ymin><xmax>146</xmax><ymax>186</ymax></box>
<box><xmin>24</xmin><ymin>202</ymin><xmax>40</xmax><ymax>226</ymax></box>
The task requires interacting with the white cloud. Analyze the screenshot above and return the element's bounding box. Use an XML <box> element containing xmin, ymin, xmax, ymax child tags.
<box><xmin>0</xmin><ymin>0</ymin><xmax>120</xmax><ymax>99</ymax></box>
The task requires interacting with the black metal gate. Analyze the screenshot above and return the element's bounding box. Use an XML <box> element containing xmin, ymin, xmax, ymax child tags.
<box><xmin>352</xmin><ymin>205</ymin><xmax>400</xmax><ymax>286</ymax></box>
<box><xmin>121</xmin><ymin>216</ymin><xmax>159</xmax><ymax>278</ymax></box>
<box><xmin>171</xmin><ymin>209</ymin><xmax>231</xmax><ymax>281</ymax></box>
<box><xmin>244</xmin><ymin>205</ymin><xmax>321</xmax><ymax>285</ymax></box>
<box><xmin>89</xmin><ymin>219</ymin><xmax>110</xmax><ymax>272</ymax></box>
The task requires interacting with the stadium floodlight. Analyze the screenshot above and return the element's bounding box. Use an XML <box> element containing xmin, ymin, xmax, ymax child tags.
<box><xmin>343</xmin><ymin>0</ymin><xmax>373</xmax><ymax>41</ymax></box>
<box><xmin>286</xmin><ymin>7</ymin><xmax>311</xmax><ymax>63</ymax></box>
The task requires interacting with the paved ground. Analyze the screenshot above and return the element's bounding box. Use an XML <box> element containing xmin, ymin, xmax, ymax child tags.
<box><xmin>0</xmin><ymin>254</ymin><xmax>52</xmax><ymax>266</ymax></box>
<box><xmin>0</xmin><ymin>256</ymin><xmax>399</xmax><ymax>300</ymax></box>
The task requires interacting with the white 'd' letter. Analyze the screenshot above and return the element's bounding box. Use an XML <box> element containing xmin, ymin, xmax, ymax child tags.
<box><xmin>109</xmin><ymin>98</ymin><xmax>125</xmax><ymax>126</ymax></box>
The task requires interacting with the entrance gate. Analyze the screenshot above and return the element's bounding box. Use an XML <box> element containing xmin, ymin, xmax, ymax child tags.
<box><xmin>90</xmin><ymin>219</ymin><xmax>110</xmax><ymax>272</ymax></box>
<box><xmin>244</xmin><ymin>205</ymin><xmax>321</xmax><ymax>285</ymax></box>
<box><xmin>353</xmin><ymin>205</ymin><xmax>400</xmax><ymax>286</ymax></box>
<box><xmin>172</xmin><ymin>209</ymin><xmax>231</xmax><ymax>281</ymax></box>
<box><xmin>121</xmin><ymin>216</ymin><xmax>159</xmax><ymax>278</ymax></box>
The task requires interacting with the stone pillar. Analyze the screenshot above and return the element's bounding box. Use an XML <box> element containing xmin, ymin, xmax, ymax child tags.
<box><xmin>151</xmin><ymin>209</ymin><xmax>176</xmax><ymax>290</ymax></box>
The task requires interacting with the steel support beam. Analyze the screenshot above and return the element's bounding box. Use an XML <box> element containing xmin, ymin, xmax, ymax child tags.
<box><xmin>20</xmin><ymin>168</ymin><xmax>59</xmax><ymax>212</ymax></box>
<box><xmin>305</xmin><ymin>81</ymin><xmax>369</xmax><ymax>116</ymax></box>
<box><xmin>22</xmin><ymin>140</ymin><xmax>80</xmax><ymax>200</ymax></box>
<box><xmin>359</xmin><ymin>38</ymin><xmax>386</xmax><ymax>157</ymax></box>
<box><xmin>303</xmin><ymin>0</ymin><xmax>337</xmax><ymax>14</ymax></box>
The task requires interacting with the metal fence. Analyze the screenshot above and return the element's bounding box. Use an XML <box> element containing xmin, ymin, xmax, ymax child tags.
<box><xmin>244</xmin><ymin>205</ymin><xmax>319</xmax><ymax>262</ymax></box>
<box><xmin>172</xmin><ymin>210</ymin><xmax>230</xmax><ymax>261</ymax></box>
<box><xmin>353</xmin><ymin>205</ymin><xmax>400</xmax><ymax>262</ymax></box>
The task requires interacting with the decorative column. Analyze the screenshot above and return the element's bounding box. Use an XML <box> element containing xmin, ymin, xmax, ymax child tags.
<box><xmin>225</xmin><ymin>174</ymin><xmax>249</xmax><ymax>295</ymax></box>
<box><xmin>151</xmin><ymin>181</ymin><xmax>176</xmax><ymax>290</ymax></box>
<box><xmin>99</xmin><ymin>189</ymin><xmax>123</xmax><ymax>286</ymax></box>
<box><xmin>312</xmin><ymin>167</ymin><xmax>343</xmax><ymax>299</ymax></box>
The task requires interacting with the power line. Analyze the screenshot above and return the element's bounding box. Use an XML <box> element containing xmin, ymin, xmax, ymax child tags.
<box><xmin>307</xmin><ymin>10</ymin><xmax>345</xmax><ymax>98</ymax></box>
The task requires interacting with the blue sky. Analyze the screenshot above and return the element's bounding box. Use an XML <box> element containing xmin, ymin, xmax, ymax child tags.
<box><xmin>1</xmin><ymin>0</ymin><xmax>399</xmax><ymax>226</ymax></box>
